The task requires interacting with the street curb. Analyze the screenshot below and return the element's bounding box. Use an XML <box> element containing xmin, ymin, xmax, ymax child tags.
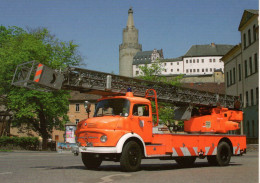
<box><xmin>247</xmin><ymin>144</ymin><xmax>258</xmax><ymax>152</ymax></box>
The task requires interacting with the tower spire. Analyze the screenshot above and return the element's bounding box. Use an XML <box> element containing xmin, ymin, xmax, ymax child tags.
<box><xmin>119</xmin><ymin>7</ymin><xmax>142</xmax><ymax>77</ymax></box>
<box><xmin>127</xmin><ymin>7</ymin><xmax>134</xmax><ymax>28</ymax></box>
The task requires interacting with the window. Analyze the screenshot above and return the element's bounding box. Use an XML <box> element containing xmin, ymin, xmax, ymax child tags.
<box><xmin>210</xmin><ymin>68</ymin><xmax>212</xmax><ymax>72</ymax></box>
<box><xmin>171</xmin><ymin>69</ymin><xmax>173</xmax><ymax>72</ymax></box>
<box><xmin>202</xmin><ymin>59</ymin><xmax>204</xmax><ymax>63</ymax></box>
<box><xmin>209</xmin><ymin>59</ymin><xmax>212</xmax><ymax>62</ymax></box>
<box><xmin>55</xmin><ymin>135</ymin><xmax>59</xmax><ymax>141</ymax></box>
<box><xmin>243</xmin><ymin>33</ymin><xmax>246</xmax><ymax>49</ymax></box>
<box><xmin>226</xmin><ymin>72</ymin><xmax>229</xmax><ymax>87</ymax></box>
<box><xmin>229</xmin><ymin>70</ymin><xmax>232</xmax><ymax>85</ymax></box>
<box><xmin>177</xmin><ymin>62</ymin><xmax>179</xmax><ymax>65</ymax></box>
<box><xmin>254</xmin><ymin>53</ymin><xmax>258</xmax><ymax>73</ymax></box>
<box><xmin>186</xmin><ymin>60</ymin><xmax>188</xmax><ymax>63</ymax></box>
<box><xmin>233</xmin><ymin>68</ymin><xmax>236</xmax><ymax>84</ymax></box>
<box><xmin>76</xmin><ymin>119</ymin><xmax>80</xmax><ymax>124</ymax></box>
<box><xmin>248</xmin><ymin>29</ymin><xmax>251</xmax><ymax>45</ymax></box>
<box><xmin>206</xmin><ymin>68</ymin><xmax>208</xmax><ymax>72</ymax></box>
<box><xmin>249</xmin><ymin>57</ymin><xmax>252</xmax><ymax>75</ymax></box>
<box><xmin>253</xmin><ymin>25</ymin><xmax>257</xmax><ymax>41</ymax></box>
<box><xmin>197</xmin><ymin>69</ymin><xmax>199</xmax><ymax>72</ymax></box>
<box><xmin>213</xmin><ymin>59</ymin><xmax>216</xmax><ymax>62</ymax></box>
<box><xmin>133</xmin><ymin>104</ymin><xmax>149</xmax><ymax>116</ymax></box>
<box><xmin>177</xmin><ymin>69</ymin><xmax>179</xmax><ymax>72</ymax></box>
<box><xmin>171</xmin><ymin>63</ymin><xmax>173</xmax><ymax>65</ymax></box>
<box><xmin>245</xmin><ymin>60</ymin><xmax>248</xmax><ymax>77</ymax></box>
<box><xmin>186</xmin><ymin>69</ymin><xmax>189</xmax><ymax>73</ymax></box>
<box><xmin>190</xmin><ymin>60</ymin><xmax>192</xmax><ymax>63</ymax></box>
<box><xmin>238</xmin><ymin>64</ymin><xmax>241</xmax><ymax>81</ymax></box>
<box><xmin>246</xmin><ymin>91</ymin><xmax>249</xmax><ymax>107</ymax></box>
<box><xmin>164</xmin><ymin>63</ymin><xmax>167</xmax><ymax>66</ymax></box>
<box><xmin>193</xmin><ymin>59</ymin><xmax>195</xmax><ymax>63</ymax></box>
<box><xmin>256</xmin><ymin>87</ymin><xmax>259</xmax><ymax>105</ymax></box>
<box><xmin>190</xmin><ymin>69</ymin><xmax>192</xmax><ymax>72</ymax></box>
<box><xmin>251</xmin><ymin>89</ymin><xmax>254</xmax><ymax>106</ymax></box>
<box><xmin>197</xmin><ymin>59</ymin><xmax>199</xmax><ymax>63</ymax></box>
<box><xmin>193</xmin><ymin>69</ymin><xmax>195</xmax><ymax>72</ymax></box>
<box><xmin>164</xmin><ymin>69</ymin><xmax>167</xmax><ymax>72</ymax></box>
<box><xmin>75</xmin><ymin>104</ymin><xmax>80</xmax><ymax>112</ymax></box>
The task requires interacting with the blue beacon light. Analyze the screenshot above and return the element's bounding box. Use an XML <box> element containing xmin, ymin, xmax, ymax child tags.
<box><xmin>127</xmin><ymin>87</ymin><xmax>132</xmax><ymax>92</ymax></box>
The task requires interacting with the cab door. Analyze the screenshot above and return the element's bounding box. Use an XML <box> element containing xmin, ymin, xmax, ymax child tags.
<box><xmin>131</xmin><ymin>103</ymin><xmax>153</xmax><ymax>142</ymax></box>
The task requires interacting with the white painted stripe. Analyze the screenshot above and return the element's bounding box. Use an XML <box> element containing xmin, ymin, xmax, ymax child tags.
<box><xmin>193</xmin><ymin>147</ymin><xmax>198</xmax><ymax>155</ymax></box>
<box><xmin>180</xmin><ymin>147</ymin><xmax>191</xmax><ymax>156</ymax></box>
<box><xmin>0</xmin><ymin>172</ymin><xmax>12</xmax><ymax>175</ymax></box>
<box><xmin>172</xmin><ymin>147</ymin><xmax>178</xmax><ymax>157</ymax></box>
<box><xmin>238</xmin><ymin>147</ymin><xmax>240</xmax><ymax>154</ymax></box>
<box><xmin>212</xmin><ymin>147</ymin><xmax>217</xmax><ymax>155</ymax></box>
<box><xmin>205</xmin><ymin>147</ymin><xmax>210</xmax><ymax>155</ymax></box>
<box><xmin>98</xmin><ymin>174</ymin><xmax>131</xmax><ymax>183</ymax></box>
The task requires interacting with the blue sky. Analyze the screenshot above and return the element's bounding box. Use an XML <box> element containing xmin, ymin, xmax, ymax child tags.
<box><xmin>0</xmin><ymin>0</ymin><xmax>258</xmax><ymax>74</ymax></box>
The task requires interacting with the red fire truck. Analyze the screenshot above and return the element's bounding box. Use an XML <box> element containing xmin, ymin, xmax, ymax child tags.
<box><xmin>12</xmin><ymin>61</ymin><xmax>246</xmax><ymax>172</ymax></box>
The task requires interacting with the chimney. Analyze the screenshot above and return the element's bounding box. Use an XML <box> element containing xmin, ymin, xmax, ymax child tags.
<box><xmin>211</xmin><ymin>43</ymin><xmax>216</xmax><ymax>47</ymax></box>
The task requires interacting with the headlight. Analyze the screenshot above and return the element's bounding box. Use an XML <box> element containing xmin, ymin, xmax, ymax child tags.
<box><xmin>100</xmin><ymin>135</ymin><xmax>107</xmax><ymax>143</ymax></box>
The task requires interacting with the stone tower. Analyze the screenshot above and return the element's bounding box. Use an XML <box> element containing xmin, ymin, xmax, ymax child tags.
<box><xmin>119</xmin><ymin>7</ymin><xmax>142</xmax><ymax>77</ymax></box>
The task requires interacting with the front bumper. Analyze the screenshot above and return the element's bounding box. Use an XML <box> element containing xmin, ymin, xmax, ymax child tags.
<box><xmin>72</xmin><ymin>145</ymin><xmax>118</xmax><ymax>155</ymax></box>
<box><xmin>79</xmin><ymin>146</ymin><xmax>117</xmax><ymax>153</ymax></box>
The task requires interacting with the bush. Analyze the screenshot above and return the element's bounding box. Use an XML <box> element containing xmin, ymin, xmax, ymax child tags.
<box><xmin>0</xmin><ymin>136</ymin><xmax>39</xmax><ymax>150</ymax></box>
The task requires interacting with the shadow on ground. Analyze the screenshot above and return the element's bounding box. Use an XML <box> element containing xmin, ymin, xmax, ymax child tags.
<box><xmin>31</xmin><ymin>161</ymin><xmax>241</xmax><ymax>172</ymax></box>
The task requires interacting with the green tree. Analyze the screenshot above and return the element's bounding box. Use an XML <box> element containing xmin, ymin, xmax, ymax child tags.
<box><xmin>0</xmin><ymin>26</ymin><xmax>82</xmax><ymax>149</ymax></box>
<box><xmin>138</xmin><ymin>60</ymin><xmax>183</xmax><ymax>132</ymax></box>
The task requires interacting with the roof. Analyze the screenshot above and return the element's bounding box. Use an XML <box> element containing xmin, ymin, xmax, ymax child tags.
<box><xmin>69</xmin><ymin>91</ymin><xmax>100</xmax><ymax>102</ymax></box>
<box><xmin>183</xmin><ymin>44</ymin><xmax>234</xmax><ymax>57</ymax></box>
<box><xmin>182</xmin><ymin>83</ymin><xmax>225</xmax><ymax>95</ymax></box>
<box><xmin>133</xmin><ymin>49</ymin><xmax>163</xmax><ymax>65</ymax></box>
<box><xmin>239</xmin><ymin>9</ymin><xmax>259</xmax><ymax>31</ymax></box>
<box><xmin>221</xmin><ymin>44</ymin><xmax>241</xmax><ymax>63</ymax></box>
<box><xmin>161</xmin><ymin>57</ymin><xmax>182</xmax><ymax>62</ymax></box>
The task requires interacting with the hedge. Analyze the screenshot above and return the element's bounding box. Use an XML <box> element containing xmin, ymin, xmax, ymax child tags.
<box><xmin>0</xmin><ymin>136</ymin><xmax>39</xmax><ymax>150</ymax></box>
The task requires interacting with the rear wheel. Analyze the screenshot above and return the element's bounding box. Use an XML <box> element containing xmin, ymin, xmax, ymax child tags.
<box><xmin>175</xmin><ymin>156</ymin><xmax>196</xmax><ymax>167</ymax></box>
<box><xmin>215</xmin><ymin>141</ymin><xmax>231</xmax><ymax>166</ymax></box>
<box><xmin>81</xmin><ymin>153</ymin><xmax>102</xmax><ymax>169</ymax></box>
<box><xmin>120</xmin><ymin>141</ymin><xmax>142</xmax><ymax>172</ymax></box>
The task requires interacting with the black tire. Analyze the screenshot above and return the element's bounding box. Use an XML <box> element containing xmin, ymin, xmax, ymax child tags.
<box><xmin>120</xmin><ymin>141</ymin><xmax>142</xmax><ymax>172</ymax></box>
<box><xmin>81</xmin><ymin>153</ymin><xmax>102</xmax><ymax>169</ymax></box>
<box><xmin>215</xmin><ymin>141</ymin><xmax>231</xmax><ymax>166</ymax></box>
<box><xmin>175</xmin><ymin>156</ymin><xmax>196</xmax><ymax>167</ymax></box>
<box><xmin>207</xmin><ymin>156</ymin><xmax>218</xmax><ymax>166</ymax></box>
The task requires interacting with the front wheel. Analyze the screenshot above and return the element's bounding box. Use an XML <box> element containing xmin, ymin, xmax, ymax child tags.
<box><xmin>120</xmin><ymin>141</ymin><xmax>142</xmax><ymax>172</ymax></box>
<box><xmin>81</xmin><ymin>153</ymin><xmax>102</xmax><ymax>169</ymax></box>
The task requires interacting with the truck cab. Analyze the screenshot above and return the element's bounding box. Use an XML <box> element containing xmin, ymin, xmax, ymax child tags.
<box><xmin>76</xmin><ymin>91</ymin><xmax>153</xmax><ymax>149</ymax></box>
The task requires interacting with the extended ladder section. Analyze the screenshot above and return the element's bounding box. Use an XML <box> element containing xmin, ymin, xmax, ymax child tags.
<box><xmin>12</xmin><ymin>61</ymin><xmax>240</xmax><ymax>109</ymax></box>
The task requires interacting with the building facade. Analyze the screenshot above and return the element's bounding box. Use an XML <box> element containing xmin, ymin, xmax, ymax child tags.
<box><xmin>133</xmin><ymin>43</ymin><xmax>233</xmax><ymax>79</ymax></box>
<box><xmin>222</xmin><ymin>9</ymin><xmax>259</xmax><ymax>143</ymax></box>
<box><xmin>119</xmin><ymin>7</ymin><xmax>142</xmax><ymax>77</ymax></box>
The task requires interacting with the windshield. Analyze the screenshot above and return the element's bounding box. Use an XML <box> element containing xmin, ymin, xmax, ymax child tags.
<box><xmin>94</xmin><ymin>99</ymin><xmax>130</xmax><ymax>117</ymax></box>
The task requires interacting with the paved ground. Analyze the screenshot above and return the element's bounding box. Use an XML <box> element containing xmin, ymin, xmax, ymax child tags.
<box><xmin>0</xmin><ymin>151</ymin><xmax>258</xmax><ymax>183</ymax></box>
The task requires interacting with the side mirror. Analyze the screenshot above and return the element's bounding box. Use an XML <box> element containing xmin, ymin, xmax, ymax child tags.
<box><xmin>84</xmin><ymin>101</ymin><xmax>91</xmax><ymax>111</ymax></box>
